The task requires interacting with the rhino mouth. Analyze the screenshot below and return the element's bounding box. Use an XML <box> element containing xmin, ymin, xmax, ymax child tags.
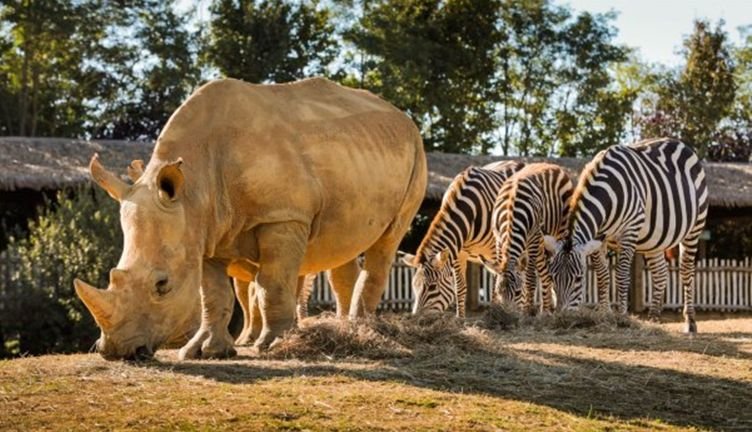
<box><xmin>95</xmin><ymin>338</ymin><xmax>155</xmax><ymax>362</ymax></box>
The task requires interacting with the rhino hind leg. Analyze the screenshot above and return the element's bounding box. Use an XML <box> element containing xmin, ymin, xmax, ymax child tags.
<box><xmin>253</xmin><ymin>222</ymin><xmax>309</xmax><ymax>351</ymax></box>
<box><xmin>235</xmin><ymin>279</ymin><xmax>263</xmax><ymax>346</ymax></box>
<box><xmin>349</xmin><ymin>233</ymin><xmax>403</xmax><ymax>317</ymax></box>
<box><xmin>327</xmin><ymin>259</ymin><xmax>361</xmax><ymax>318</ymax></box>
<box><xmin>179</xmin><ymin>259</ymin><xmax>237</xmax><ymax>360</ymax></box>
<box><xmin>295</xmin><ymin>274</ymin><xmax>316</xmax><ymax>321</ymax></box>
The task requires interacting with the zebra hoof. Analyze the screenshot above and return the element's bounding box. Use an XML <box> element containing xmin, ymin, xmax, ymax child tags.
<box><xmin>684</xmin><ymin>320</ymin><xmax>697</xmax><ymax>335</ymax></box>
<box><xmin>647</xmin><ymin>314</ymin><xmax>661</xmax><ymax>323</ymax></box>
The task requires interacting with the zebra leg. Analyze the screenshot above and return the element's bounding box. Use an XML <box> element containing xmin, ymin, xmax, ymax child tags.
<box><xmin>452</xmin><ymin>258</ymin><xmax>468</xmax><ymax>319</ymax></box>
<box><xmin>645</xmin><ymin>252</ymin><xmax>669</xmax><ymax>322</ymax></box>
<box><xmin>614</xmin><ymin>245</ymin><xmax>636</xmax><ymax>315</ymax></box>
<box><xmin>295</xmin><ymin>274</ymin><xmax>316</xmax><ymax>322</ymax></box>
<box><xmin>532</xmin><ymin>238</ymin><xmax>556</xmax><ymax>313</ymax></box>
<box><xmin>327</xmin><ymin>259</ymin><xmax>361</xmax><ymax>318</ymax></box>
<box><xmin>680</xmin><ymin>235</ymin><xmax>702</xmax><ymax>334</ymax></box>
<box><xmin>523</xmin><ymin>252</ymin><xmax>538</xmax><ymax>314</ymax></box>
<box><xmin>590</xmin><ymin>249</ymin><xmax>611</xmax><ymax>311</ymax></box>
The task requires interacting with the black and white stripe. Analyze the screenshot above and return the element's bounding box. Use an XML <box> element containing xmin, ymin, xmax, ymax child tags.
<box><xmin>482</xmin><ymin>163</ymin><xmax>573</xmax><ymax>313</ymax></box>
<box><xmin>546</xmin><ymin>138</ymin><xmax>708</xmax><ymax>333</ymax></box>
<box><xmin>403</xmin><ymin>160</ymin><xmax>525</xmax><ymax>318</ymax></box>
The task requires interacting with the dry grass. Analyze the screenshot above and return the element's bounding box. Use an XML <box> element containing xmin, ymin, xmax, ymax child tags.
<box><xmin>2</xmin><ymin>313</ymin><xmax>752</xmax><ymax>431</ymax></box>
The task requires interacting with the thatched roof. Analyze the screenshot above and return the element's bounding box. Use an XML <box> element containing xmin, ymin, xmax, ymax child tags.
<box><xmin>1</xmin><ymin>138</ymin><xmax>751</xmax><ymax>208</ymax></box>
<box><xmin>427</xmin><ymin>152</ymin><xmax>752</xmax><ymax>208</ymax></box>
<box><xmin>0</xmin><ymin>137</ymin><xmax>152</xmax><ymax>191</ymax></box>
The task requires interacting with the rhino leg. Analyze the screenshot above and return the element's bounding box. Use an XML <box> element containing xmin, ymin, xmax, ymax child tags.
<box><xmin>349</xmin><ymin>235</ymin><xmax>402</xmax><ymax>317</ymax></box>
<box><xmin>296</xmin><ymin>274</ymin><xmax>316</xmax><ymax>322</ymax></box>
<box><xmin>327</xmin><ymin>259</ymin><xmax>361</xmax><ymax>318</ymax></box>
<box><xmin>253</xmin><ymin>222</ymin><xmax>309</xmax><ymax>351</ymax></box>
<box><xmin>179</xmin><ymin>259</ymin><xmax>237</xmax><ymax>360</ymax></box>
<box><xmin>234</xmin><ymin>278</ymin><xmax>263</xmax><ymax>345</ymax></box>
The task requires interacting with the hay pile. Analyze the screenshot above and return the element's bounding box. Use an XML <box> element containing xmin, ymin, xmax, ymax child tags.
<box><xmin>266</xmin><ymin>307</ymin><xmax>649</xmax><ymax>361</ymax></box>
<box><xmin>266</xmin><ymin>311</ymin><xmax>486</xmax><ymax>360</ymax></box>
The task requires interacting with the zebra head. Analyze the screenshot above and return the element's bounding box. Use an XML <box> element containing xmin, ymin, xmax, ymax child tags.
<box><xmin>402</xmin><ymin>250</ymin><xmax>454</xmax><ymax>314</ymax></box>
<box><xmin>545</xmin><ymin>236</ymin><xmax>600</xmax><ymax>310</ymax></box>
<box><xmin>479</xmin><ymin>256</ymin><xmax>524</xmax><ymax>307</ymax></box>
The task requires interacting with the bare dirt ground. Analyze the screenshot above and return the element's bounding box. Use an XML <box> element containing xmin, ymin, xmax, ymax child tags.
<box><xmin>1</xmin><ymin>312</ymin><xmax>751</xmax><ymax>431</ymax></box>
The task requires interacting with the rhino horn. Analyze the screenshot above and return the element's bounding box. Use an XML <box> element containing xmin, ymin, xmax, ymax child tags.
<box><xmin>89</xmin><ymin>153</ymin><xmax>130</xmax><ymax>201</ymax></box>
<box><xmin>74</xmin><ymin>278</ymin><xmax>114</xmax><ymax>329</ymax></box>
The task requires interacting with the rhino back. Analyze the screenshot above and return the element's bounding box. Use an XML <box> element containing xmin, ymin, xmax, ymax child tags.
<box><xmin>152</xmin><ymin>78</ymin><xmax>424</xmax><ymax>271</ymax></box>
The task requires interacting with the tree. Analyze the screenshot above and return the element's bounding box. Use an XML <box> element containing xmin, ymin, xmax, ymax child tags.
<box><xmin>641</xmin><ymin>20</ymin><xmax>736</xmax><ymax>158</ymax></box>
<box><xmin>346</xmin><ymin>0</ymin><xmax>504</xmax><ymax>153</ymax></box>
<box><xmin>94</xmin><ymin>1</ymin><xmax>201</xmax><ymax>140</ymax></box>
<box><xmin>0</xmin><ymin>1</ymin><xmax>134</xmax><ymax>137</ymax></box>
<box><xmin>204</xmin><ymin>0</ymin><xmax>336</xmax><ymax>83</ymax></box>
<box><xmin>553</xmin><ymin>11</ymin><xmax>632</xmax><ymax>157</ymax></box>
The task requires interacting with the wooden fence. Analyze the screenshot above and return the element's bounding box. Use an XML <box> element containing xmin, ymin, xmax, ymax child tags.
<box><xmin>308</xmin><ymin>256</ymin><xmax>752</xmax><ymax>312</ymax></box>
<box><xmin>2</xmin><ymin>253</ymin><xmax>750</xmax><ymax>312</ymax></box>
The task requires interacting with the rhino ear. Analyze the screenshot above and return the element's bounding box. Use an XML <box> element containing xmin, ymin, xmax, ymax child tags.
<box><xmin>157</xmin><ymin>158</ymin><xmax>184</xmax><ymax>202</ymax></box>
<box><xmin>127</xmin><ymin>159</ymin><xmax>145</xmax><ymax>183</ymax></box>
<box><xmin>401</xmin><ymin>253</ymin><xmax>418</xmax><ymax>267</ymax></box>
<box><xmin>89</xmin><ymin>154</ymin><xmax>130</xmax><ymax>201</ymax></box>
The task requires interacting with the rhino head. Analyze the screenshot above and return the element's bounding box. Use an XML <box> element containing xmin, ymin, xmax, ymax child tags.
<box><xmin>75</xmin><ymin>154</ymin><xmax>201</xmax><ymax>360</ymax></box>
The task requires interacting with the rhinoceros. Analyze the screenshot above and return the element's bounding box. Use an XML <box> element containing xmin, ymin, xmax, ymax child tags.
<box><xmin>74</xmin><ymin>77</ymin><xmax>427</xmax><ymax>360</ymax></box>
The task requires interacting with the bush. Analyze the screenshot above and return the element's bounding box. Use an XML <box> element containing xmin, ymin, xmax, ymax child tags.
<box><xmin>0</xmin><ymin>187</ymin><xmax>121</xmax><ymax>357</ymax></box>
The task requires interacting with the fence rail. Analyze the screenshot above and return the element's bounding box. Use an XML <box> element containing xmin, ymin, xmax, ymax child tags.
<box><xmin>2</xmin><ymin>254</ymin><xmax>750</xmax><ymax>312</ymax></box>
<box><xmin>308</xmin><ymin>256</ymin><xmax>752</xmax><ymax>312</ymax></box>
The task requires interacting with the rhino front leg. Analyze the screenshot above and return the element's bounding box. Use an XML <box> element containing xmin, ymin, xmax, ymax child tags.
<box><xmin>179</xmin><ymin>259</ymin><xmax>237</xmax><ymax>360</ymax></box>
<box><xmin>254</xmin><ymin>222</ymin><xmax>309</xmax><ymax>351</ymax></box>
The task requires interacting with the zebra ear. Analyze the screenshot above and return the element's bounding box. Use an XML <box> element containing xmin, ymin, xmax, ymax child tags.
<box><xmin>480</xmin><ymin>256</ymin><xmax>503</xmax><ymax>275</ymax></box>
<box><xmin>433</xmin><ymin>249</ymin><xmax>450</xmax><ymax>267</ymax></box>
<box><xmin>578</xmin><ymin>240</ymin><xmax>602</xmax><ymax>257</ymax></box>
<box><xmin>401</xmin><ymin>253</ymin><xmax>418</xmax><ymax>267</ymax></box>
<box><xmin>543</xmin><ymin>235</ymin><xmax>561</xmax><ymax>254</ymax></box>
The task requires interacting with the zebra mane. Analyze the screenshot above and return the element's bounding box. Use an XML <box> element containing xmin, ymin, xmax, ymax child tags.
<box><xmin>495</xmin><ymin>174</ymin><xmax>520</xmax><ymax>270</ymax></box>
<box><xmin>415</xmin><ymin>166</ymin><xmax>475</xmax><ymax>261</ymax></box>
<box><xmin>567</xmin><ymin>148</ymin><xmax>607</xmax><ymax>234</ymax></box>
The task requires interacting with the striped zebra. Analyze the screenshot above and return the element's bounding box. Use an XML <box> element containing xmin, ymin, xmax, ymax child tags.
<box><xmin>545</xmin><ymin>138</ymin><xmax>708</xmax><ymax>333</ymax></box>
<box><xmin>480</xmin><ymin>163</ymin><xmax>573</xmax><ymax>314</ymax></box>
<box><xmin>402</xmin><ymin>160</ymin><xmax>525</xmax><ymax>318</ymax></box>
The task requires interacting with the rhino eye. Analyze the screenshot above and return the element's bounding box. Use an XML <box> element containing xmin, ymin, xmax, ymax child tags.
<box><xmin>155</xmin><ymin>277</ymin><xmax>170</xmax><ymax>296</ymax></box>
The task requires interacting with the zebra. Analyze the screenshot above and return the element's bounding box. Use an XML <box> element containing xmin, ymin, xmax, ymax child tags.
<box><xmin>401</xmin><ymin>160</ymin><xmax>525</xmax><ymax>318</ymax></box>
<box><xmin>480</xmin><ymin>163</ymin><xmax>573</xmax><ymax>314</ymax></box>
<box><xmin>545</xmin><ymin>138</ymin><xmax>708</xmax><ymax>333</ymax></box>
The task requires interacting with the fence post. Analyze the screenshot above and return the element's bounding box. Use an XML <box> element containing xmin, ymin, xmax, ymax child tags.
<box><xmin>630</xmin><ymin>253</ymin><xmax>646</xmax><ymax>313</ymax></box>
<box><xmin>466</xmin><ymin>263</ymin><xmax>480</xmax><ymax>314</ymax></box>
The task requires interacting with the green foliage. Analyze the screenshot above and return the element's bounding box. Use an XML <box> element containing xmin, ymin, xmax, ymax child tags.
<box><xmin>0</xmin><ymin>1</ymin><xmax>200</xmax><ymax>140</ymax></box>
<box><xmin>343</xmin><ymin>0</ymin><xmax>629</xmax><ymax>156</ymax></box>
<box><xmin>203</xmin><ymin>0</ymin><xmax>337</xmax><ymax>83</ymax></box>
<box><xmin>640</xmin><ymin>20</ymin><xmax>736</xmax><ymax>158</ymax></box>
<box><xmin>94</xmin><ymin>0</ymin><xmax>202</xmax><ymax>140</ymax></box>
<box><xmin>345</xmin><ymin>0</ymin><xmax>503</xmax><ymax>153</ymax></box>
<box><xmin>1</xmin><ymin>187</ymin><xmax>121</xmax><ymax>357</ymax></box>
<box><xmin>0</xmin><ymin>1</ymin><xmax>135</xmax><ymax>137</ymax></box>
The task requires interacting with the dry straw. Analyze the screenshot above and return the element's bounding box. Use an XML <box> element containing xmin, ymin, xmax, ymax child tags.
<box><xmin>265</xmin><ymin>306</ymin><xmax>651</xmax><ymax>361</ymax></box>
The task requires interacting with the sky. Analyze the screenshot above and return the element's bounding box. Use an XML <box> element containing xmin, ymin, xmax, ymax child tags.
<box><xmin>178</xmin><ymin>0</ymin><xmax>752</xmax><ymax>67</ymax></box>
<box><xmin>567</xmin><ymin>0</ymin><xmax>752</xmax><ymax>65</ymax></box>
